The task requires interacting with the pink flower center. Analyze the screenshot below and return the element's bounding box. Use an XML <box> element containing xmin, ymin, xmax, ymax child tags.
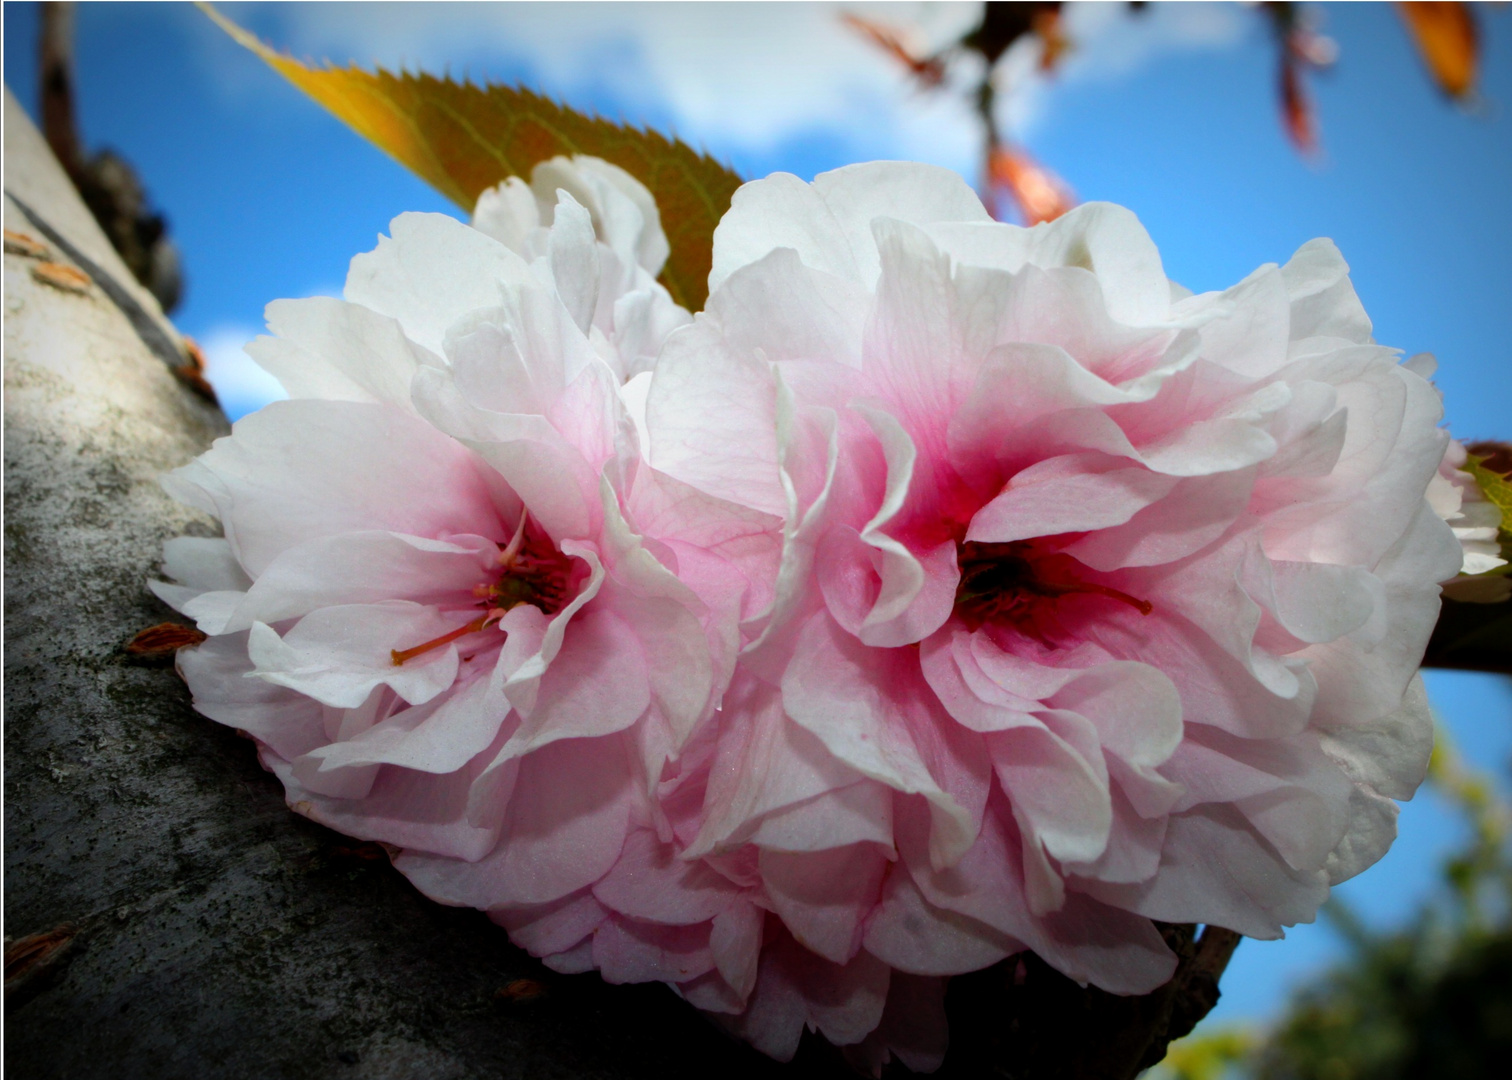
<box><xmin>391</xmin><ymin>512</ymin><xmax>576</xmax><ymax>666</ymax></box>
<box><xmin>953</xmin><ymin>540</ymin><xmax>1152</xmax><ymax>643</ymax></box>
<box><xmin>476</xmin><ymin>513</ymin><xmax>576</xmax><ymax>617</ymax></box>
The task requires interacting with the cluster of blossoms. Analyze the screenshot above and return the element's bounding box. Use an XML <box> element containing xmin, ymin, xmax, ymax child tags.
<box><xmin>155</xmin><ymin>158</ymin><xmax>1468</xmax><ymax>1070</ymax></box>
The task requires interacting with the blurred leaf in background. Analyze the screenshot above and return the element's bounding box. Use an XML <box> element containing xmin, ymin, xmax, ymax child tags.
<box><xmin>40</xmin><ymin>1</ymin><xmax>183</xmax><ymax>312</ymax></box>
<box><xmin>1428</xmin><ymin>444</ymin><xmax>1512</xmax><ymax>672</ymax></box>
<box><xmin>1397</xmin><ymin>1</ymin><xmax>1481</xmax><ymax>100</ymax></box>
<box><xmin>846</xmin><ymin>2</ymin><xmax>1486</xmax><ymax>222</ymax></box>
<box><xmin>1156</xmin><ymin>722</ymin><xmax>1512</xmax><ymax>1080</ymax></box>
<box><xmin>1264</xmin><ymin>2</ymin><xmax>1338</xmax><ymax>156</ymax></box>
<box><xmin>1158</xmin><ymin>1026</ymin><xmax>1258</xmax><ymax>1080</ymax></box>
<box><xmin>1465</xmin><ymin>446</ymin><xmax>1512</xmax><ymax>537</ymax></box>
<box><xmin>843</xmin><ymin>0</ymin><xmax>1074</xmax><ymax>224</ymax></box>
<box><xmin>987</xmin><ymin>144</ymin><xmax>1074</xmax><ymax>224</ymax></box>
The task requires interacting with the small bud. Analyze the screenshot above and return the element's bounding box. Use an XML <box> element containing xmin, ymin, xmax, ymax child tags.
<box><xmin>3</xmin><ymin>229</ymin><xmax>49</xmax><ymax>258</ymax></box>
<box><xmin>31</xmin><ymin>261</ymin><xmax>91</xmax><ymax>295</ymax></box>
<box><xmin>124</xmin><ymin>622</ymin><xmax>207</xmax><ymax>662</ymax></box>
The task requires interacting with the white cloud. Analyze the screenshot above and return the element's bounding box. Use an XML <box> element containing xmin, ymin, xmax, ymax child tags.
<box><xmin>178</xmin><ymin>5</ymin><xmax>1250</xmax><ymax>418</ymax></box>
<box><xmin>239</xmin><ymin>3</ymin><xmax>978</xmax><ymax>148</ymax></box>
<box><xmin>1001</xmin><ymin>2</ymin><xmax>1251</xmax><ymax>138</ymax></box>
<box><xmin>196</xmin><ymin>2</ymin><xmax>1247</xmax><ymax>188</ymax></box>
<box><xmin>197</xmin><ymin>323</ymin><xmax>286</xmax><ymax>421</ymax></box>
<box><xmin>1061</xmin><ymin>2</ymin><xmax>1249</xmax><ymax>83</ymax></box>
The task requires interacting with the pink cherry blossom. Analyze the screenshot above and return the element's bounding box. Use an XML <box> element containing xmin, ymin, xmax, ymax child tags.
<box><xmin>154</xmin><ymin>158</ymin><xmax>1463</xmax><ymax>1074</ymax></box>
<box><xmin>471</xmin><ymin>154</ymin><xmax>691</xmax><ymax>383</ymax></box>
<box><xmin>153</xmin><ymin>194</ymin><xmax>783</xmax><ymax>1028</ymax></box>
<box><xmin>641</xmin><ymin>162</ymin><xmax>1462</xmax><ymax>1066</ymax></box>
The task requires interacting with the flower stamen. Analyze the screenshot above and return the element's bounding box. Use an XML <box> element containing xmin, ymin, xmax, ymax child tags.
<box><xmin>954</xmin><ymin>540</ymin><xmax>1151</xmax><ymax>639</ymax></box>
<box><xmin>392</xmin><ymin>511</ymin><xmax>577</xmax><ymax>666</ymax></box>
<box><xmin>498</xmin><ymin>508</ymin><xmax>530</xmax><ymax>568</ymax></box>
<box><xmin>479</xmin><ymin>512</ymin><xmax>575</xmax><ymax>616</ymax></box>
<box><xmin>390</xmin><ymin>609</ymin><xmax>508</xmax><ymax>666</ymax></box>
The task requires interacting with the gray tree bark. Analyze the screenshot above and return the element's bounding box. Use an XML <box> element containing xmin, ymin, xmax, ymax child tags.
<box><xmin>2</xmin><ymin>86</ymin><xmax>818</xmax><ymax>1080</ymax></box>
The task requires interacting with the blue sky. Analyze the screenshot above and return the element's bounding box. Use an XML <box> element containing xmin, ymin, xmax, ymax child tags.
<box><xmin>5</xmin><ymin>0</ymin><xmax>1510</xmax><ymax>1036</ymax></box>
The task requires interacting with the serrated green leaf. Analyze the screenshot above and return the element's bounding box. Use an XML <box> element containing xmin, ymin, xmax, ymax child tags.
<box><xmin>1464</xmin><ymin>454</ymin><xmax>1512</xmax><ymax>537</ymax></box>
<box><xmin>201</xmin><ymin>3</ymin><xmax>743</xmax><ymax>311</ymax></box>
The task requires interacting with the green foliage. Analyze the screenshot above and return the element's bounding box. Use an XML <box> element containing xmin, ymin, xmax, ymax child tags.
<box><xmin>1157</xmin><ymin>1027</ymin><xmax>1258</xmax><ymax>1080</ymax></box>
<box><xmin>1174</xmin><ymin>723</ymin><xmax>1512</xmax><ymax>1080</ymax></box>
<box><xmin>201</xmin><ymin>2</ymin><xmax>743</xmax><ymax>311</ymax></box>
<box><xmin>1464</xmin><ymin>454</ymin><xmax>1512</xmax><ymax>538</ymax></box>
<box><xmin>1253</xmin><ymin>919</ymin><xmax>1512</xmax><ymax>1080</ymax></box>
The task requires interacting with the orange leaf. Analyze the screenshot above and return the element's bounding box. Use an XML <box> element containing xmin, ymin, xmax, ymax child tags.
<box><xmin>1397</xmin><ymin>2</ymin><xmax>1479</xmax><ymax>99</ymax></box>
<box><xmin>201</xmin><ymin>3</ymin><xmax>742</xmax><ymax>311</ymax></box>
<box><xmin>988</xmin><ymin>146</ymin><xmax>1075</xmax><ymax>225</ymax></box>
<box><xmin>494</xmin><ymin>978</ymin><xmax>548</xmax><ymax>1003</ymax></box>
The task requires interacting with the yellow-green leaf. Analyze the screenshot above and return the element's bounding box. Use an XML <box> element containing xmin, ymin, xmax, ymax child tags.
<box><xmin>201</xmin><ymin>2</ymin><xmax>743</xmax><ymax>311</ymax></box>
<box><xmin>1155</xmin><ymin>1027</ymin><xmax>1256</xmax><ymax>1080</ymax></box>
<box><xmin>1465</xmin><ymin>454</ymin><xmax>1512</xmax><ymax>538</ymax></box>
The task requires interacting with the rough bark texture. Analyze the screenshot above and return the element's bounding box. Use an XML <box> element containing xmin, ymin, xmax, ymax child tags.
<box><xmin>3</xmin><ymin>85</ymin><xmax>1234</xmax><ymax>1080</ymax></box>
<box><xmin>0</xmin><ymin>84</ymin><xmax>829</xmax><ymax>1080</ymax></box>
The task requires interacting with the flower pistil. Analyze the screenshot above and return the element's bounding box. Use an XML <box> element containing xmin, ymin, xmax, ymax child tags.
<box><xmin>391</xmin><ymin>511</ymin><xmax>576</xmax><ymax>666</ymax></box>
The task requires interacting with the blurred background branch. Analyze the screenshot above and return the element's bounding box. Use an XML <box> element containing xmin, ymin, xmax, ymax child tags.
<box><xmin>40</xmin><ymin>0</ymin><xmax>183</xmax><ymax>313</ymax></box>
<box><xmin>1155</xmin><ymin>722</ymin><xmax>1512</xmax><ymax>1080</ymax></box>
<box><xmin>844</xmin><ymin>1</ymin><xmax>1485</xmax><ymax>224</ymax></box>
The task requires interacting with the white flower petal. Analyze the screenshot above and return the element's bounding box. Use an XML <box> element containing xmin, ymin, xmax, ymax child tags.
<box><xmin>345</xmin><ymin>211</ymin><xmax>536</xmax><ymax>356</ymax></box>
<box><xmin>249</xmin><ymin>296</ymin><xmax>435</xmax><ymax>409</ymax></box>
<box><xmin>248</xmin><ymin>602</ymin><xmax>467</xmax><ymax>709</ymax></box>
<box><xmin>173</xmin><ymin>400</ymin><xmax>503</xmax><ymax>577</ymax></box>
